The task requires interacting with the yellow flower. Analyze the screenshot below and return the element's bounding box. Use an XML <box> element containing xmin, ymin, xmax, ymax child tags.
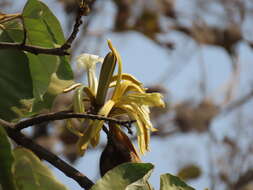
<box><xmin>65</xmin><ymin>40</ymin><xmax>165</xmax><ymax>155</ymax></box>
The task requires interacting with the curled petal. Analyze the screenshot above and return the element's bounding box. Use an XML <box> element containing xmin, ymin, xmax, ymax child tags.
<box><xmin>107</xmin><ymin>40</ymin><xmax>123</xmax><ymax>100</ymax></box>
<box><xmin>120</xmin><ymin>93</ymin><xmax>165</xmax><ymax>107</ymax></box>
<box><xmin>116</xmin><ymin>104</ymin><xmax>150</xmax><ymax>154</ymax></box>
<box><xmin>63</xmin><ymin>83</ymin><xmax>82</xmax><ymax>93</ymax></box>
<box><xmin>112</xmin><ymin>81</ymin><xmax>145</xmax><ymax>101</ymax></box>
<box><xmin>110</xmin><ymin>73</ymin><xmax>142</xmax><ymax>86</ymax></box>
<box><xmin>87</xmin><ymin>68</ymin><xmax>98</xmax><ymax>95</ymax></box>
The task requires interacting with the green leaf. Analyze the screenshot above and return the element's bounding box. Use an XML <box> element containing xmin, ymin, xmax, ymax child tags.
<box><xmin>56</xmin><ymin>56</ymin><xmax>73</xmax><ymax>80</ymax></box>
<box><xmin>0</xmin><ymin>127</ymin><xmax>16</xmax><ymax>190</ymax></box>
<box><xmin>22</xmin><ymin>0</ymin><xmax>73</xmax><ymax>100</ymax></box>
<box><xmin>13</xmin><ymin>148</ymin><xmax>68</xmax><ymax>190</ymax></box>
<box><xmin>0</xmin><ymin>0</ymin><xmax>74</xmax><ymax>119</ymax></box>
<box><xmin>22</xmin><ymin>0</ymin><xmax>65</xmax><ymax>47</ymax></box>
<box><xmin>160</xmin><ymin>174</ymin><xmax>195</xmax><ymax>190</ymax></box>
<box><xmin>91</xmin><ymin>163</ymin><xmax>154</xmax><ymax>190</ymax></box>
<box><xmin>0</xmin><ymin>20</ymin><xmax>24</xmax><ymax>43</ymax></box>
<box><xmin>0</xmin><ymin>28</ymin><xmax>33</xmax><ymax>121</ymax></box>
<box><xmin>26</xmin><ymin>53</ymin><xmax>59</xmax><ymax>100</ymax></box>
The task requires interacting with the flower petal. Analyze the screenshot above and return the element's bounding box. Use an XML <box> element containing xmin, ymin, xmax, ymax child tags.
<box><xmin>66</xmin><ymin>119</ymin><xmax>83</xmax><ymax>137</ymax></box>
<box><xmin>90</xmin><ymin>132</ymin><xmax>100</xmax><ymax>147</ymax></box>
<box><xmin>110</xmin><ymin>73</ymin><xmax>142</xmax><ymax>86</ymax></box>
<box><xmin>96</xmin><ymin>52</ymin><xmax>116</xmax><ymax>107</ymax></box>
<box><xmin>77</xmin><ymin>53</ymin><xmax>104</xmax><ymax>94</ymax></box>
<box><xmin>73</xmin><ymin>85</ymin><xmax>86</xmax><ymax>113</ymax></box>
<box><xmin>77</xmin><ymin>53</ymin><xmax>104</xmax><ymax>70</ymax></box>
<box><xmin>112</xmin><ymin>80</ymin><xmax>145</xmax><ymax>101</ymax></box>
<box><xmin>107</xmin><ymin>40</ymin><xmax>123</xmax><ymax>100</ymax></box>
<box><xmin>120</xmin><ymin>93</ymin><xmax>165</xmax><ymax>107</ymax></box>
<box><xmin>63</xmin><ymin>83</ymin><xmax>82</xmax><ymax>93</ymax></box>
<box><xmin>77</xmin><ymin>100</ymin><xmax>115</xmax><ymax>155</ymax></box>
<box><xmin>116</xmin><ymin>104</ymin><xmax>149</xmax><ymax>154</ymax></box>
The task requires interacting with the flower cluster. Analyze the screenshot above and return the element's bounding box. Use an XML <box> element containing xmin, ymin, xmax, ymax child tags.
<box><xmin>64</xmin><ymin>40</ymin><xmax>165</xmax><ymax>155</ymax></box>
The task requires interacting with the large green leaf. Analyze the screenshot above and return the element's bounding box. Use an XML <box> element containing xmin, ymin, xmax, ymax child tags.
<box><xmin>91</xmin><ymin>163</ymin><xmax>154</xmax><ymax>190</ymax></box>
<box><xmin>26</xmin><ymin>53</ymin><xmax>59</xmax><ymax>100</ymax></box>
<box><xmin>13</xmin><ymin>148</ymin><xmax>68</xmax><ymax>190</ymax></box>
<box><xmin>22</xmin><ymin>0</ymin><xmax>73</xmax><ymax>100</ymax></box>
<box><xmin>0</xmin><ymin>0</ymin><xmax>74</xmax><ymax>120</ymax></box>
<box><xmin>0</xmin><ymin>26</ymin><xmax>33</xmax><ymax>121</ymax></box>
<box><xmin>160</xmin><ymin>174</ymin><xmax>195</xmax><ymax>190</ymax></box>
<box><xmin>0</xmin><ymin>126</ymin><xmax>16</xmax><ymax>190</ymax></box>
<box><xmin>22</xmin><ymin>0</ymin><xmax>65</xmax><ymax>47</ymax></box>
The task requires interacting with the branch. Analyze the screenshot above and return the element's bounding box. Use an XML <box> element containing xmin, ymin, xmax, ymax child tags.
<box><xmin>0</xmin><ymin>42</ymin><xmax>70</xmax><ymax>55</ymax></box>
<box><xmin>61</xmin><ymin>6</ymin><xmax>84</xmax><ymax>50</ymax></box>
<box><xmin>220</xmin><ymin>88</ymin><xmax>253</xmax><ymax>115</ymax></box>
<box><xmin>0</xmin><ymin>122</ymin><xmax>94</xmax><ymax>190</ymax></box>
<box><xmin>14</xmin><ymin>111</ymin><xmax>136</xmax><ymax>131</ymax></box>
<box><xmin>233</xmin><ymin>169</ymin><xmax>253</xmax><ymax>190</ymax></box>
<box><xmin>0</xmin><ymin>5</ymin><xmax>87</xmax><ymax>55</ymax></box>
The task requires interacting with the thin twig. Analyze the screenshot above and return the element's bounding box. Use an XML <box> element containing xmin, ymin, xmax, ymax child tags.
<box><xmin>61</xmin><ymin>7</ymin><xmax>84</xmax><ymax>50</ymax></box>
<box><xmin>0</xmin><ymin>42</ymin><xmax>70</xmax><ymax>55</ymax></box>
<box><xmin>198</xmin><ymin>46</ymin><xmax>208</xmax><ymax>99</ymax></box>
<box><xmin>0</xmin><ymin>5</ymin><xmax>87</xmax><ymax>56</ymax></box>
<box><xmin>220</xmin><ymin>87</ymin><xmax>253</xmax><ymax>116</ymax></box>
<box><xmin>14</xmin><ymin>111</ymin><xmax>136</xmax><ymax>131</ymax></box>
<box><xmin>0</xmin><ymin>122</ymin><xmax>94</xmax><ymax>190</ymax></box>
<box><xmin>223</xmin><ymin>55</ymin><xmax>240</xmax><ymax>105</ymax></box>
<box><xmin>0</xmin><ymin>119</ymin><xmax>14</xmax><ymax>128</ymax></box>
<box><xmin>207</xmin><ymin>130</ymin><xmax>216</xmax><ymax>190</ymax></box>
